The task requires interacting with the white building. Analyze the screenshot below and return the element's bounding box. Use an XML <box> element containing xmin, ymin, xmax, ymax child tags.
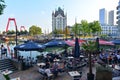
<box><xmin>108</xmin><ymin>10</ymin><xmax>114</xmax><ymax>26</ymax></box>
<box><xmin>52</xmin><ymin>7</ymin><xmax>67</xmax><ymax>32</ymax></box>
<box><xmin>101</xmin><ymin>25</ymin><xmax>118</xmax><ymax>37</ymax></box>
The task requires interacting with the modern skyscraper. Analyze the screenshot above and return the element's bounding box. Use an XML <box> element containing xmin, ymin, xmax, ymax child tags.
<box><xmin>108</xmin><ymin>10</ymin><xmax>114</xmax><ymax>25</ymax></box>
<box><xmin>52</xmin><ymin>7</ymin><xmax>67</xmax><ymax>32</ymax></box>
<box><xmin>99</xmin><ymin>8</ymin><xmax>107</xmax><ymax>25</ymax></box>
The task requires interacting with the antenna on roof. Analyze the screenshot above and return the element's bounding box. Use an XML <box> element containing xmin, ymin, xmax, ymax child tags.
<box><xmin>75</xmin><ymin>17</ymin><xmax>77</xmax><ymax>23</ymax></box>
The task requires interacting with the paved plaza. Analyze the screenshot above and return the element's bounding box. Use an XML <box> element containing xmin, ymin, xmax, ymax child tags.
<box><xmin>9</xmin><ymin>65</ymin><xmax>96</xmax><ymax>80</ymax></box>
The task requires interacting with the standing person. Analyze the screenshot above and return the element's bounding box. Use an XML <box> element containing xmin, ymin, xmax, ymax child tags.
<box><xmin>1</xmin><ymin>45</ymin><xmax>6</xmax><ymax>59</ymax></box>
<box><xmin>10</xmin><ymin>50</ymin><xmax>13</xmax><ymax>59</ymax></box>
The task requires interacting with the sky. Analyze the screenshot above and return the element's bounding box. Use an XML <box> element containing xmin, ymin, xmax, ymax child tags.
<box><xmin>0</xmin><ymin>0</ymin><xmax>119</xmax><ymax>33</ymax></box>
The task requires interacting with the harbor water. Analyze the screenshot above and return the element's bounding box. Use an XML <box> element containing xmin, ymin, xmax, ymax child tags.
<box><xmin>0</xmin><ymin>42</ymin><xmax>48</xmax><ymax>59</ymax></box>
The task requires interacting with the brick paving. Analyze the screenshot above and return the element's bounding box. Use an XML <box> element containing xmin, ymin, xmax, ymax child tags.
<box><xmin>9</xmin><ymin>64</ymin><xmax>96</xmax><ymax>80</ymax></box>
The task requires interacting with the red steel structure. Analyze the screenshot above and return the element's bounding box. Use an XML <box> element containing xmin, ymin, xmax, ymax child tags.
<box><xmin>6</xmin><ymin>18</ymin><xmax>18</xmax><ymax>32</ymax></box>
<box><xmin>20</xmin><ymin>26</ymin><xmax>26</xmax><ymax>31</ymax></box>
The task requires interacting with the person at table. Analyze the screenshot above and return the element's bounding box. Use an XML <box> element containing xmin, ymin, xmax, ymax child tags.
<box><xmin>117</xmin><ymin>53</ymin><xmax>120</xmax><ymax>63</ymax></box>
<box><xmin>51</xmin><ymin>61</ymin><xmax>60</xmax><ymax>76</ymax></box>
<box><xmin>1</xmin><ymin>45</ymin><xmax>7</xmax><ymax>59</ymax></box>
<box><xmin>38</xmin><ymin>65</ymin><xmax>45</xmax><ymax>74</ymax></box>
<box><xmin>45</xmin><ymin>68</ymin><xmax>53</xmax><ymax>79</ymax></box>
<box><xmin>44</xmin><ymin>54</ymin><xmax>51</xmax><ymax>63</ymax></box>
<box><xmin>108</xmin><ymin>55</ymin><xmax>112</xmax><ymax>64</ymax></box>
<box><xmin>113</xmin><ymin>54</ymin><xmax>118</xmax><ymax>64</ymax></box>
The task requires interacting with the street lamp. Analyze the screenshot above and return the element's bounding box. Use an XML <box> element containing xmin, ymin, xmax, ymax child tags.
<box><xmin>65</xmin><ymin>26</ymin><xmax>67</xmax><ymax>41</ymax></box>
<box><xmin>96</xmin><ymin>37</ymin><xmax>100</xmax><ymax>53</ymax></box>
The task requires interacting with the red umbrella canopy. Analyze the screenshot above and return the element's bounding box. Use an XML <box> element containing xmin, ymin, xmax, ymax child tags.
<box><xmin>65</xmin><ymin>39</ymin><xmax>86</xmax><ymax>46</ymax></box>
<box><xmin>99</xmin><ymin>39</ymin><xmax>114</xmax><ymax>46</ymax></box>
<box><xmin>65</xmin><ymin>40</ymin><xmax>75</xmax><ymax>46</ymax></box>
<box><xmin>73</xmin><ymin>39</ymin><xmax>86</xmax><ymax>45</ymax></box>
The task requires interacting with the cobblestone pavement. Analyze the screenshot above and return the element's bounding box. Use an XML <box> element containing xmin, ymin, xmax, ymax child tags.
<box><xmin>9</xmin><ymin>64</ymin><xmax>96</xmax><ymax>80</ymax></box>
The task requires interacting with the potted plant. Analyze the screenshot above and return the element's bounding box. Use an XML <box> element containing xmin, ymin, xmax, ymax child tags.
<box><xmin>82</xmin><ymin>40</ymin><xmax>98</xmax><ymax>80</ymax></box>
<box><xmin>96</xmin><ymin>63</ymin><xmax>112</xmax><ymax>80</ymax></box>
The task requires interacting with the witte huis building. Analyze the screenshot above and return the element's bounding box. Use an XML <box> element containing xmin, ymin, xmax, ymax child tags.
<box><xmin>52</xmin><ymin>7</ymin><xmax>67</xmax><ymax>32</ymax></box>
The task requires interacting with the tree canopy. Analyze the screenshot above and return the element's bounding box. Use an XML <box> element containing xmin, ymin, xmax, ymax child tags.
<box><xmin>0</xmin><ymin>0</ymin><xmax>6</xmax><ymax>15</ymax></box>
<box><xmin>29</xmin><ymin>25</ymin><xmax>42</xmax><ymax>36</ymax></box>
<box><xmin>71</xmin><ymin>20</ymin><xmax>101</xmax><ymax>37</ymax></box>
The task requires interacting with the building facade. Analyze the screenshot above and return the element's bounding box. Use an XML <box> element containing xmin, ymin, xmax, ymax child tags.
<box><xmin>108</xmin><ymin>10</ymin><xmax>114</xmax><ymax>26</ymax></box>
<box><xmin>117</xmin><ymin>0</ymin><xmax>120</xmax><ymax>37</ymax></box>
<box><xmin>52</xmin><ymin>7</ymin><xmax>67</xmax><ymax>32</ymax></box>
<box><xmin>99</xmin><ymin>8</ymin><xmax>107</xmax><ymax>25</ymax></box>
<box><xmin>101</xmin><ymin>25</ymin><xmax>118</xmax><ymax>38</ymax></box>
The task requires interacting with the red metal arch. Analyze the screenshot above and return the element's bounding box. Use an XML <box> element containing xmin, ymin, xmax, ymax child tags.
<box><xmin>20</xmin><ymin>26</ymin><xmax>26</xmax><ymax>31</ymax></box>
<box><xmin>6</xmin><ymin>18</ymin><xmax>18</xmax><ymax>32</ymax></box>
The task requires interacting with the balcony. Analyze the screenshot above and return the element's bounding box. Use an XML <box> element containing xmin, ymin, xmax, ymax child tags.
<box><xmin>117</xmin><ymin>5</ymin><xmax>120</xmax><ymax>10</ymax></box>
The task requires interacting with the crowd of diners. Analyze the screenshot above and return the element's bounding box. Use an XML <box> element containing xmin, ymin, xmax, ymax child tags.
<box><xmin>37</xmin><ymin>53</ymin><xmax>66</xmax><ymax>79</ymax></box>
<box><xmin>37</xmin><ymin>50</ymin><xmax>87</xmax><ymax>80</ymax></box>
<box><xmin>99</xmin><ymin>48</ymin><xmax>120</xmax><ymax>65</ymax></box>
<box><xmin>98</xmin><ymin>48</ymin><xmax>120</xmax><ymax>77</ymax></box>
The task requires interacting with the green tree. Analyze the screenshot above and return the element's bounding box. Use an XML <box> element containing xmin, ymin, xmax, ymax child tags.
<box><xmin>63</xmin><ymin>27</ymin><xmax>70</xmax><ymax>36</ymax></box>
<box><xmin>29</xmin><ymin>25</ymin><xmax>42</xmax><ymax>36</ymax></box>
<box><xmin>20</xmin><ymin>30</ymin><xmax>28</xmax><ymax>35</ymax></box>
<box><xmin>0</xmin><ymin>0</ymin><xmax>6</xmax><ymax>15</ymax></box>
<box><xmin>52</xmin><ymin>28</ymin><xmax>63</xmax><ymax>36</ymax></box>
<box><xmin>71</xmin><ymin>23</ymin><xmax>80</xmax><ymax>37</ymax></box>
<box><xmin>80</xmin><ymin>20</ymin><xmax>89</xmax><ymax>37</ymax></box>
<box><xmin>7</xmin><ymin>30</ymin><xmax>15</xmax><ymax>34</ymax></box>
<box><xmin>89</xmin><ymin>21</ymin><xmax>101</xmax><ymax>36</ymax></box>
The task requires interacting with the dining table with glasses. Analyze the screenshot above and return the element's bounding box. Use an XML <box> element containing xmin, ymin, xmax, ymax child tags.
<box><xmin>2</xmin><ymin>70</ymin><xmax>13</xmax><ymax>75</ymax></box>
<box><xmin>109</xmin><ymin>64</ymin><xmax>120</xmax><ymax>70</ymax></box>
<box><xmin>10</xmin><ymin>77</ymin><xmax>20</xmax><ymax>80</ymax></box>
<box><xmin>53</xmin><ymin>59</ymin><xmax>60</xmax><ymax>62</ymax></box>
<box><xmin>68</xmin><ymin>71</ymin><xmax>81</xmax><ymax>80</ymax></box>
<box><xmin>37</xmin><ymin>62</ymin><xmax>46</xmax><ymax>66</ymax></box>
<box><xmin>67</xmin><ymin>56</ymin><xmax>74</xmax><ymax>59</ymax></box>
<box><xmin>114</xmin><ymin>65</ymin><xmax>120</xmax><ymax>70</ymax></box>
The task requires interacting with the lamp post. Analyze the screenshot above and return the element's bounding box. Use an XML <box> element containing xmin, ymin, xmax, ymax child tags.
<box><xmin>65</xmin><ymin>26</ymin><xmax>67</xmax><ymax>41</ymax></box>
<box><xmin>96</xmin><ymin>37</ymin><xmax>100</xmax><ymax>53</ymax></box>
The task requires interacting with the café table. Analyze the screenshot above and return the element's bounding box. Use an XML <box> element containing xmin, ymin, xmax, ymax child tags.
<box><xmin>37</xmin><ymin>62</ymin><xmax>45</xmax><ymax>66</ymax></box>
<box><xmin>68</xmin><ymin>71</ymin><xmax>81</xmax><ymax>80</ymax></box>
<box><xmin>114</xmin><ymin>65</ymin><xmax>120</xmax><ymax>70</ymax></box>
<box><xmin>68</xmin><ymin>56</ymin><xmax>74</xmax><ymax>59</ymax></box>
<box><xmin>79</xmin><ymin>55</ymin><xmax>84</xmax><ymax>58</ymax></box>
<box><xmin>2</xmin><ymin>70</ymin><xmax>13</xmax><ymax>75</ymax></box>
<box><xmin>10</xmin><ymin>77</ymin><xmax>20</xmax><ymax>80</ymax></box>
<box><xmin>112</xmin><ymin>76</ymin><xmax>120</xmax><ymax>80</ymax></box>
<box><xmin>53</xmin><ymin>59</ymin><xmax>60</xmax><ymax>62</ymax></box>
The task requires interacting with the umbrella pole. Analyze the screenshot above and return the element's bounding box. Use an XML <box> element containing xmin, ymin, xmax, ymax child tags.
<box><xmin>30</xmin><ymin>51</ymin><xmax>32</xmax><ymax>58</ymax></box>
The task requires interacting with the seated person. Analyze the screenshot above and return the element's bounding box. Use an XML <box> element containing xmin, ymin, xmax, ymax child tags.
<box><xmin>45</xmin><ymin>68</ymin><xmax>53</xmax><ymax>78</ymax></box>
<box><xmin>38</xmin><ymin>65</ymin><xmax>45</xmax><ymax>74</ymax></box>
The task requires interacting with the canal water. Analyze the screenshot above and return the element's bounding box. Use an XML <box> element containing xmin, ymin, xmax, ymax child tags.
<box><xmin>0</xmin><ymin>41</ymin><xmax>48</xmax><ymax>59</ymax></box>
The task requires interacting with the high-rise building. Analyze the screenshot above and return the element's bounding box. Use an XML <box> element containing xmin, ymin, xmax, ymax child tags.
<box><xmin>99</xmin><ymin>8</ymin><xmax>107</xmax><ymax>25</ymax></box>
<box><xmin>117</xmin><ymin>0</ymin><xmax>120</xmax><ymax>34</ymax></box>
<box><xmin>52</xmin><ymin>7</ymin><xmax>67</xmax><ymax>32</ymax></box>
<box><xmin>108</xmin><ymin>10</ymin><xmax>114</xmax><ymax>25</ymax></box>
<box><xmin>116</xmin><ymin>0</ymin><xmax>120</xmax><ymax>38</ymax></box>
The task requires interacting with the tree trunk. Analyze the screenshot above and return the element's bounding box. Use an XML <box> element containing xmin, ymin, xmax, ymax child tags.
<box><xmin>87</xmin><ymin>51</ymin><xmax>94</xmax><ymax>80</ymax></box>
<box><xmin>89</xmin><ymin>52</ymin><xmax>92</xmax><ymax>74</ymax></box>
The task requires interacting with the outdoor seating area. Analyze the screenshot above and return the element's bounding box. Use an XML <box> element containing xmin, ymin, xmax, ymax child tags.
<box><xmin>1</xmin><ymin>38</ymin><xmax>120</xmax><ymax>80</ymax></box>
<box><xmin>34</xmin><ymin>50</ymin><xmax>89</xmax><ymax>80</ymax></box>
<box><xmin>98</xmin><ymin>48</ymin><xmax>120</xmax><ymax>79</ymax></box>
